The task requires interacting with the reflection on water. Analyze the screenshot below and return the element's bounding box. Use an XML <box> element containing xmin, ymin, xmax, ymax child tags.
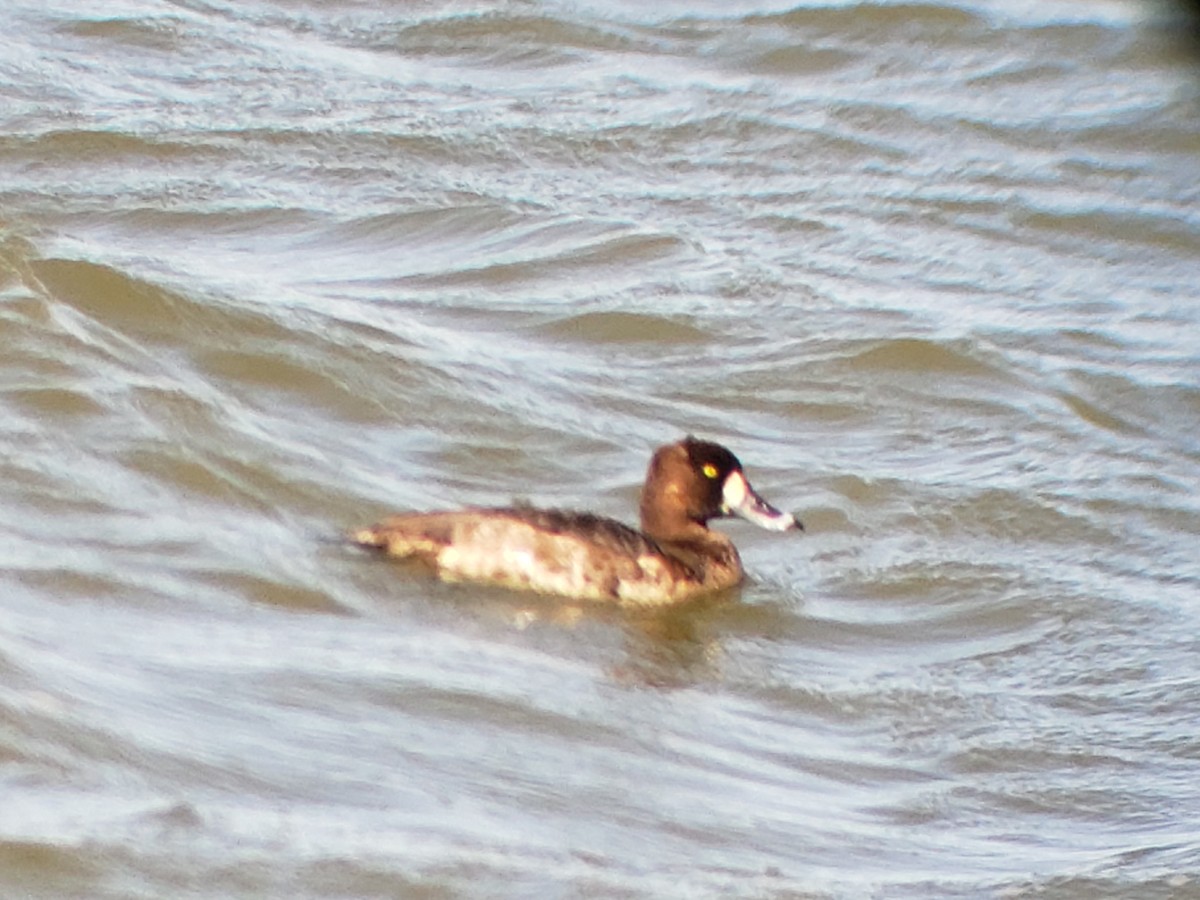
<box><xmin>3</xmin><ymin>0</ymin><xmax>1200</xmax><ymax>896</ymax></box>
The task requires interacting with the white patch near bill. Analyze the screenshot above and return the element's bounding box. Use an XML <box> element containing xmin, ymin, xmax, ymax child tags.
<box><xmin>721</xmin><ymin>470</ymin><xmax>748</xmax><ymax>512</ymax></box>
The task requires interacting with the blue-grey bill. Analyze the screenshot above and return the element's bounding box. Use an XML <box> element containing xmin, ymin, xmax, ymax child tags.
<box><xmin>722</xmin><ymin>471</ymin><xmax>802</xmax><ymax>532</ymax></box>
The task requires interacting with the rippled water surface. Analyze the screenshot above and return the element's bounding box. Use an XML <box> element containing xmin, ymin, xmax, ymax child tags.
<box><xmin>2</xmin><ymin>0</ymin><xmax>1199</xmax><ymax>897</ymax></box>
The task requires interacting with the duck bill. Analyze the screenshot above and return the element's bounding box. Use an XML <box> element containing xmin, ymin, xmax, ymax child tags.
<box><xmin>721</xmin><ymin>470</ymin><xmax>802</xmax><ymax>532</ymax></box>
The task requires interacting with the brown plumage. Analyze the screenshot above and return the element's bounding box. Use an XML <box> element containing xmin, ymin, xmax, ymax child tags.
<box><xmin>351</xmin><ymin>437</ymin><xmax>801</xmax><ymax>607</ymax></box>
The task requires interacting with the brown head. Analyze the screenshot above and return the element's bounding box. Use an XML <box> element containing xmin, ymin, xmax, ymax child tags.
<box><xmin>638</xmin><ymin>437</ymin><xmax>801</xmax><ymax>543</ymax></box>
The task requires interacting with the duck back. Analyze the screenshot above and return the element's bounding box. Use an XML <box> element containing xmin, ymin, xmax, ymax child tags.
<box><xmin>353</xmin><ymin>506</ymin><xmax>731</xmax><ymax>606</ymax></box>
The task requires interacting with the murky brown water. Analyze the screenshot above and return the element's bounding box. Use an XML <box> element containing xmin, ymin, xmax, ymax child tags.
<box><xmin>2</xmin><ymin>1</ymin><xmax>1199</xmax><ymax>897</ymax></box>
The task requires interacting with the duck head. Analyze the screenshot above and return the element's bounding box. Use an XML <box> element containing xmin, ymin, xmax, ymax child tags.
<box><xmin>639</xmin><ymin>436</ymin><xmax>802</xmax><ymax>540</ymax></box>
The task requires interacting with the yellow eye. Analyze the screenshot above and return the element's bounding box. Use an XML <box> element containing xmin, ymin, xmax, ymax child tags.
<box><xmin>702</xmin><ymin>463</ymin><xmax>719</xmax><ymax>479</ymax></box>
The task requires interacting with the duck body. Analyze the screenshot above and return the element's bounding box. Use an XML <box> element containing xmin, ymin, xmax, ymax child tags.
<box><xmin>352</xmin><ymin>437</ymin><xmax>800</xmax><ymax>607</ymax></box>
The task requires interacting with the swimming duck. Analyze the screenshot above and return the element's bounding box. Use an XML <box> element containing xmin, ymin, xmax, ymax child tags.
<box><xmin>351</xmin><ymin>437</ymin><xmax>801</xmax><ymax>606</ymax></box>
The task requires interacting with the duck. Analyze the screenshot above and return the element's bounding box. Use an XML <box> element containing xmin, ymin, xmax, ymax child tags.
<box><xmin>351</xmin><ymin>436</ymin><xmax>801</xmax><ymax>607</ymax></box>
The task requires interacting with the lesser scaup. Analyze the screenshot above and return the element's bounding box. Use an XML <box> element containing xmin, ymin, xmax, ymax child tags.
<box><xmin>352</xmin><ymin>436</ymin><xmax>801</xmax><ymax>606</ymax></box>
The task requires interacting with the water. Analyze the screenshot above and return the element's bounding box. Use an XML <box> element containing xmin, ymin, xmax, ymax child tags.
<box><xmin>2</xmin><ymin>0</ymin><xmax>1199</xmax><ymax>897</ymax></box>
